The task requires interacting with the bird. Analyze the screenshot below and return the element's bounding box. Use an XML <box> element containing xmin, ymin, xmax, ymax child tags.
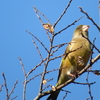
<box><xmin>47</xmin><ymin>25</ymin><xmax>91</xmax><ymax>100</ymax></box>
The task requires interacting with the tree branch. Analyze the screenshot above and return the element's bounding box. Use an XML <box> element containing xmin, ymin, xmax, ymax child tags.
<box><xmin>53</xmin><ymin>0</ymin><xmax>73</xmax><ymax>28</ymax></box>
<box><xmin>54</xmin><ymin>16</ymin><xmax>84</xmax><ymax>36</ymax></box>
<box><xmin>79</xmin><ymin>7</ymin><xmax>100</xmax><ymax>32</ymax></box>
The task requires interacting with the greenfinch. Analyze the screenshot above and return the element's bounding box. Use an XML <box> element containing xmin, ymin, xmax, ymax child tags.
<box><xmin>47</xmin><ymin>25</ymin><xmax>91</xmax><ymax>100</ymax></box>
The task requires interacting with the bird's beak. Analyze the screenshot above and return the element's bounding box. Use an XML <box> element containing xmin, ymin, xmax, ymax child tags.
<box><xmin>82</xmin><ymin>25</ymin><xmax>90</xmax><ymax>32</ymax></box>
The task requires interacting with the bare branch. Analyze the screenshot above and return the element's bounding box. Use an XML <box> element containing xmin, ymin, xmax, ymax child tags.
<box><xmin>51</xmin><ymin>42</ymin><xmax>76</xmax><ymax>56</ymax></box>
<box><xmin>26</xmin><ymin>68</ymin><xmax>60</xmax><ymax>83</ymax></box>
<box><xmin>2</xmin><ymin>73</ymin><xmax>18</xmax><ymax>100</ymax></box>
<box><xmin>39</xmin><ymin>34</ymin><xmax>55</xmax><ymax>93</ymax></box>
<box><xmin>23</xmin><ymin>80</ymin><xmax>27</xmax><ymax>100</ymax></box>
<box><xmin>10</xmin><ymin>96</ymin><xmax>18</xmax><ymax>100</ymax></box>
<box><xmin>49</xmin><ymin>45</ymin><xmax>83</xmax><ymax>61</ymax></box>
<box><xmin>81</xmin><ymin>33</ymin><xmax>100</xmax><ymax>53</ymax></box>
<box><xmin>33</xmin><ymin>6</ymin><xmax>43</xmax><ymax>24</ymax></box>
<box><xmin>86</xmin><ymin>72</ymin><xmax>93</xmax><ymax>100</ymax></box>
<box><xmin>32</xmin><ymin>38</ymin><xmax>43</xmax><ymax>60</ymax></box>
<box><xmin>61</xmin><ymin>89</ymin><xmax>71</xmax><ymax>100</ymax></box>
<box><xmin>87</xmin><ymin>70</ymin><xmax>100</xmax><ymax>72</ymax></box>
<box><xmin>33</xmin><ymin>6</ymin><xmax>51</xmax><ymax>24</ymax></box>
<box><xmin>61</xmin><ymin>89</ymin><xmax>71</xmax><ymax>93</ymax></box>
<box><xmin>51</xmin><ymin>42</ymin><xmax>69</xmax><ymax>55</ymax></box>
<box><xmin>79</xmin><ymin>7</ymin><xmax>100</xmax><ymax>31</ymax></box>
<box><xmin>52</xmin><ymin>42</ymin><xmax>69</xmax><ymax>49</ymax></box>
<box><xmin>33</xmin><ymin>6</ymin><xmax>52</xmax><ymax>40</ymax></box>
<box><xmin>25</xmin><ymin>30</ymin><xmax>49</xmax><ymax>53</ymax></box>
<box><xmin>45</xmin><ymin>31</ymin><xmax>51</xmax><ymax>41</ymax></box>
<box><xmin>0</xmin><ymin>84</ymin><xmax>3</xmax><ymax>92</ymax></box>
<box><xmin>54</xmin><ymin>16</ymin><xmax>84</xmax><ymax>36</ymax></box>
<box><xmin>9</xmin><ymin>80</ymin><xmax>18</xmax><ymax>97</ymax></box>
<box><xmin>89</xmin><ymin>38</ymin><xmax>96</xmax><ymax>64</ymax></box>
<box><xmin>27</xmin><ymin>58</ymin><xmax>47</xmax><ymax>76</ymax></box>
<box><xmin>2</xmin><ymin>73</ymin><xmax>9</xmax><ymax>100</ymax></box>
<box><xmin>73</xmin><ymin>81</ymin><xmax>96</xmax><ymax>85</ymax></box>
<box><xmin>42</xmin><ymin>85</ymin><xmax>51</xmax><ymax>92</ymax></box>
<box><xmin>18</xmin><ymin>57</ymin><xmax>27</xmax><ymax>100</ymax></box>
<box><xmin>18</xmin><ymin>57</ymin><xmax>26</xmax><ymax>77</ymax></box>
<box><xmin>53</xmin><ymin>0</ymin><xmax>73</xmax><ymax>28</ymax></box>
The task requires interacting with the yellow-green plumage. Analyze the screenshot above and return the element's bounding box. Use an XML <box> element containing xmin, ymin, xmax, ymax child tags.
<box><xmin>47</xmin><ymin>25</ymin><xmax>91</xmax><ymax>100</ymax></box>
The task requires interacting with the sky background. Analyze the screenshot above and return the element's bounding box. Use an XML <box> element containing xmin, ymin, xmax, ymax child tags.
<box><xmin>0</xmin><ymin>0</ymin><xmax>100</xmax><ymax>100</ymax></box>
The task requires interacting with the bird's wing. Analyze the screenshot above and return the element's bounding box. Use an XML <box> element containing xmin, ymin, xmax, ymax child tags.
<box><xmin>57</xmin><ymin>59</ymin><xmax>63</xmax><ymax>82</ymax></box>
<box><xmin>57</xmin><ymin>43</ymin><xmax>72</xmax><ymax>82</ymax></box>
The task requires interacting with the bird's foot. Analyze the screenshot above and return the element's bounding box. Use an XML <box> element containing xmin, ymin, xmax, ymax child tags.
<box><xmin>69</xmin><ymin>73</ymin><xmax>76</xmax><ymax>78</ymax></box>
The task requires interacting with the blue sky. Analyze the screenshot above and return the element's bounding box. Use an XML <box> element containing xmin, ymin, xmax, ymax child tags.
<box><xmin>0</xmin><ymin>0</ymin><xmax>100</xmax><ymax>100</ymax></box>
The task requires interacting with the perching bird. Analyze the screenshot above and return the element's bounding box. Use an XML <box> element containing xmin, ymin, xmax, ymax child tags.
<box><xmin>47</xmin><ymin>25</ymin><xmax>91</xmax><ymax>100</ymax></box>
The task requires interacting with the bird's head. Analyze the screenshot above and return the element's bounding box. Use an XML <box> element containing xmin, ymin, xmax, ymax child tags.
<box><xmin>73</xmin><ymin>25</ymin><xmax>90</xmax><ymax>38</ymax></box>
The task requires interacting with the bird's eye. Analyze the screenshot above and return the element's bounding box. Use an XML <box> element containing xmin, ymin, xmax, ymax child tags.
<box><xmin>77</xmin><ymin>27</ymin><xmax>81</xmax><ymax>30</ymax></box>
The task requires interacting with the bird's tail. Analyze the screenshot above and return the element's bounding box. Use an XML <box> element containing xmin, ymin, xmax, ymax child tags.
<box><xmin>47</xmin><ymin>89</ymin><xmax>60</xmax><ymax>100</ymax></box>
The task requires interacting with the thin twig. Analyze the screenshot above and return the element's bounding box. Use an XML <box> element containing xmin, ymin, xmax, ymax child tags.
<box><xmin>54</xmin><ymin>16</ymin><xmax>84</xmax><ymax>36</ymax></box>
<box><xmin>27</xmin><ymin>58</ymin><xmax>47</xmax><ymax>76</ymax></box>
<box><xmin>42</xmin><ymin>85</ymin><xmax>52</xmax><ymax>92</ymax></box>
<box><xmin>18</xmin><ymin>57</ymin><xmax>26</xmax><ymax>77</ymax></box>
<box><xmin>61</xmin><ymin>89</ymin><xmax>71</xmax><ymax>93</ymax></box>
<box><xmin>53</xmin><ymin>0</ymin><xmax>73</xmax><ymax>28</ymax></box>
<box><xmin>33</xmin><ymin>6</ymin><xmax>51</xmax><ymax>41</ymax></box>
<box><xmin>32</xmin><ymin>38</ymin><xmax>43</xmax><ymax>60</ymax></box>
<box><xmin>62</xmin><ymin>93</ymin><xmax>68</xmax><ymax>100</ymax></box>
<box><xmin>81</xmin><ymin>33</ymin><xmax>100</xmax><ymax>53</ymax></box>
<box><xmin>9</xmin><ymin>80</ymin><xmax>18</xmax><ymax>97</ymax></box>
<box><xmin>86</xmin><ymin>72</ymin><xmax>93</xmax><ymax>100</ymax></box>
<box><xmin>25</xmin><ymin>30</ymin><xmax>49</xmax><ymax>53</ymax></box>
<box><xmin>61</xmin><ymin>89</ymin><xmax>71</xmax><ymax>100</ymax></box>
<box><xmin>10</xmin><ymin>96</ymin><xmax>18</xmax><ymax>100</ymax></box>
<box><xmin>2</xmin><ymin>73</ymin><xmax>9</xmax><ymax>100</ymax></box>
<box><xmin>89</xmin><ymin>38</ymin><xmax>96</xmax><ymax>64</ymax></box>
<box><xmin>73</xmin><ymin>81</ymin><xmax>96</xmax><ymax>85</ymax></box>
<box><xmin>33</xmin><ymin>6</ymin><xmax>44</xmax><ymax>24</ymax></box>
<box><xmin>39</xmin><ymin>34</ymin><xmax>55</xmax><ymax>93</ymax></box>
<box><xmin>2</xmin><ymin>73</ymin><xmax>18</xmax><ymax>100</ymax></box>
<box><xmin>23</xmin><ymin>80</ymin><xmax>27</xmax><ymax>100</ymax></box>
<box><xmin>49</xmin><ymin>45</ymin><xmax>82</xmax><ymax>61</ymax></box>
<box><xmin>18</xmin><ymin>57</ymin><xmax>27</xmax><ymax>100</ymax></box>
<box><xmin>51</xmin><ymin>42</ymin><xmax>75</xmax><ymax>56</ymax></box>
<box><xmin>79</xmin><ymin>7</ymin><xmax>100</xmax><ymax>31</ymax></box>
<box><xmin>0</xmin><ymin>84</ymin><xmax>3</xmax><ymax>92</ymax></box>
<box><xmin>87</xmin><ymin>70</ymin><xmax>100</xmax><ymax>72</ymax></box>
<box><xmin>52</xmin><ymin>42</ymin><xmax>69</xmax><ymax>49</ymax></box>
<box><xmin>45</xmin><ymin>31</ymin><xmax>51</xmax><ymax>42</ymax></box>
<box><xmin>51</xmin><ymin>42</ymin><xmax>69</xmax><ymax>55</ymax></box>
<box><xmin>26</xmin><ymin>68</ymin><xmax>60</xmax><ymax>83</ymax></box>
<box><xmin>33</xmin><ymin>6</ymin><xmax>51</xmax><ymax>24</ymax></box>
